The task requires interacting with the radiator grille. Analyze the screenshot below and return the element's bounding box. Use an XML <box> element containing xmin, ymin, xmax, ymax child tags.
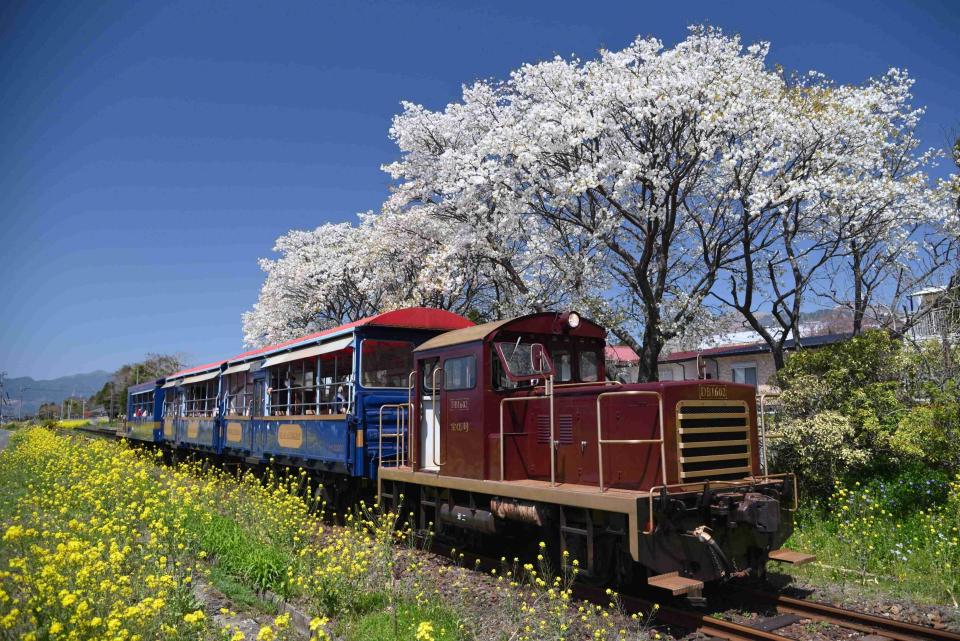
<box><xmin>537</xmin><ymin>414</ymin><xmax>573</xmax><ymax>444</ymax></box>
<box><xmin>676</xmin><ymin>400</ymin><xmax>751</xmax><ymax>481</ymax></box>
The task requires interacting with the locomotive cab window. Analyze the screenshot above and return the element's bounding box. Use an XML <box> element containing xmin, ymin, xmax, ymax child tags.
<box><xmin>579</xmin><ymin>349</ymin><xmax>601</xmax><ymax>382</ymax></box>
<box><xmin>494</xmin><ymin>341</ymin><xmax>553</xmax><ymax>382</ymax></box>
<box><xmin>421</xmin><ymin>359</ymin><xmax>440</xmax><ymax>393</ymax></box>
<box><xmin>493</xmin><ymin>350</ymin><xmax>530</xmax><ymax>390</ymax></box>
<box><xmin>361</xmin><ymin>340</ymin><xmax>414</xmax><ymax>388</ymax></box>
<box><xmin>552</xmin><ymin>348</ymin><xmax>573</xmax><ymax>382</ymax></box>
<box><xmin>443</xmin><ymin>355</ymin><xmax>476</xmax><ymax>390</ymax></box>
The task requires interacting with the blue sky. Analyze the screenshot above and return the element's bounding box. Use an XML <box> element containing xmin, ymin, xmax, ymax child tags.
<box><xmin>1</xmin><ymin>0</ymin><xmax>958</xmax><ymax>379</ymax></box>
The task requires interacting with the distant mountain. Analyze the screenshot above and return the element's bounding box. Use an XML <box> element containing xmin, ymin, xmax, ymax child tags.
<box><xmin>2</xmin><ymin>370</ymin><xmax>113</xmax><ymax>419</ymax></box>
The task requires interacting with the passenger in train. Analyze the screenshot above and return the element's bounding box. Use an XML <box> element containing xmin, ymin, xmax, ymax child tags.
<box><xmin>333</xmin><ymin>386</ymin><xmax>346</xmax><ymax>413</ymax></box>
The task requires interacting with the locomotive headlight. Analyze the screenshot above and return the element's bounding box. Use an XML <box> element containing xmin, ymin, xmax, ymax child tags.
<box><xmin>567</xmin><ymin>312</ymin><xmax>580</xmax><ymax>329</ymax></box>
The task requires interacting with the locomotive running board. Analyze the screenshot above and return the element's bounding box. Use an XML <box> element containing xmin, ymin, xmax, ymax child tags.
<box><xmin>647</xmin><ymin>571</ymin><xmax>704</xmax><ymax>596</ymax></box>
<box><xmin>768</xmin><ymin>549</ymin><xmax>816</xmax><ymax>565</ymax></box>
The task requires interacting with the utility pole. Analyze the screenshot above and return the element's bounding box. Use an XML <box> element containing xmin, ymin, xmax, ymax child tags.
<box><xmin>0</xmin><ymin>372</ymin><xmax>6</xmax><ymax>424</ymax></box>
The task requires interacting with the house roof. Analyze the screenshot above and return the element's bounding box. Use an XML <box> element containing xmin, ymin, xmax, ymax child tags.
<box><xmin>659</xmin><ymin>332</ymin><xmax>851</xmax><ymax>364</ymax></box>
<box><xmin>605</xmin><ymin>345</ymin><xmax>639</xmax><ymax>363</ymax></box>
<box><xmin>909</xmin><ymin>286</ymin><xmax>947</xmax><ymax>297</ymax></box>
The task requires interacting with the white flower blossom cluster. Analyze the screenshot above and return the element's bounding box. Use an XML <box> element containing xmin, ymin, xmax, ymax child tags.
<box><xmin>243</xmin><ymin>27</ymin><xmax>956</xmax><ymax>372</ymax></box>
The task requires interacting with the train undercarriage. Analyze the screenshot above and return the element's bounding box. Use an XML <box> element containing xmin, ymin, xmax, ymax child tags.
<box><xmin>377</xmin><ymin>470</ymin><xmax>798</xmax><ymax>591</ymax></box>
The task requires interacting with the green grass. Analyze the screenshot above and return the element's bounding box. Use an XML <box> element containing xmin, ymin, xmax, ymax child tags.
<box><xmin>784</xmin><ymin>475</ymin><xmax>960</xmax><ymax>607</ymax></box>
<box><xmin>341</xmin><ymin>600</ymin><xmax>462</xmax><ymax>641</ymax></box>
<box><xmin>207</xmin><ymin>565</ymin><xmax>278</xmax><ymax>614</ymax></box>
<box><xmin>183</xmin><ymin>509</ymin><xmax>294</xmax><ymax>596</ymax></box>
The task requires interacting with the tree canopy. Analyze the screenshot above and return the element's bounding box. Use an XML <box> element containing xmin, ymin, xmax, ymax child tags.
<box><xmin>243</xmin><ymin>27</ymin><xmax>959</xmax><ymax>379</ymax></box>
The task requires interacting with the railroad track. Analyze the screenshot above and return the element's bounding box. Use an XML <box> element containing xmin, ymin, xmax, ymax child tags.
<box><xmin>738</xmin><ymin>589</ymin><xmax>960</xmax><ymax>641</ymax></box>
<box><xmin>575</xmin><ymin>585</ymin><xmax>960</xmax><ymax>641</ymax></box>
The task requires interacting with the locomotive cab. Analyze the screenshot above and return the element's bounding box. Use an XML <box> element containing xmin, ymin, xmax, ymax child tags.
<box><xmin>380</xmin><ymin>311</ymin><xmax>801</xmax><ymax>588</ymax></box>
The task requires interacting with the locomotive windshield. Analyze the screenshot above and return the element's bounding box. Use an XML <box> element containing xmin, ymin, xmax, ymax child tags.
<box><xmin>495</xmin><ymin>341</ymin><xmax>554</xmax><ymax>381</ymax></box>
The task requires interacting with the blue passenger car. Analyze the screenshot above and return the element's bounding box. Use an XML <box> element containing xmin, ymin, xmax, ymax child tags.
<box><xmin>160</xmin><ymin>361</ymin><xmax>226</xmax><ymax>453</ymax></box>
<box><xmin>218</xmin><ymin>308</ymin><xmax>473</xmax><ymax>478</ymax></box>
<box><xmin>122</xmin><ymin>379</ymin><xmax>165</xmax><ymax>442</ymax></box>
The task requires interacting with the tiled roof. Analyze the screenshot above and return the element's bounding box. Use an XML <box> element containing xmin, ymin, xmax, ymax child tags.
<box><xmin>605</xmin><ymin>345</ymin><xmax>639</xmax><ymax>363</ymax></box>
<box><xmin>659</xmin><ymin>332</ymin><xmax>852</xmax><ymax>363</ymax></box>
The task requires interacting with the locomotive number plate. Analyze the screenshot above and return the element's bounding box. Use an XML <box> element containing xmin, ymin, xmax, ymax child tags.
<box><xmin>699</xmin><ymin>385</ymin><xmax>728</xmax><ymax>400</ymax></box>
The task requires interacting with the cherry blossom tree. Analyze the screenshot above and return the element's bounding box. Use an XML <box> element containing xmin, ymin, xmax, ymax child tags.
<box><xmin>386</xmin><ymin>28</ymin><xmax>786</xmax><ymax>380</ymax></box>
<box><xmin>242</xmin><ymin>214</ymin><xmax>486</xmax><ymax>346</ymax></box>
<box><xmin>246</xmin><ymin>27</ymin><xmax>951</xmax><ymax>378</ymax></box>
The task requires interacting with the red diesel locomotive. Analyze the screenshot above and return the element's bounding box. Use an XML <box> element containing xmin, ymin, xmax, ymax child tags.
<box><xmin>378</xmin><ymin>311</ymin><xmax>801</xmax><ymax>593</ymax></box>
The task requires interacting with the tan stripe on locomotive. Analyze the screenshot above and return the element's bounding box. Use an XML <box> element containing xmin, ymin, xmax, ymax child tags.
<box><xmin>377</xmin><ymin>311</ymin><xmax>804</xmax><ymax>591</ymax></box>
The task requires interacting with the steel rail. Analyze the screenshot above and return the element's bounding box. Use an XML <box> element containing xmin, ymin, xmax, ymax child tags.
<box><xmin>743</xmin><ymin>590</ymin><xmax>960</xmax><ymax>641</ymax></box>
<box><xmin>575</xmin><ymin>585</ymin><xmax>796</xmax><ymax>641</ymax></box>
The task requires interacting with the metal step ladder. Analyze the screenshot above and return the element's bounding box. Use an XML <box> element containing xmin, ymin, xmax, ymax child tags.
<box><xmin>559</xmin><ymin>505</ymin><xmax>595</xmax><ymax>576</ymax></box>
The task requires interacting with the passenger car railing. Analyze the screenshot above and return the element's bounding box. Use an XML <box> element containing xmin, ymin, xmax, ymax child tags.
<box><xmin>595</xmin><ymin>390</ymin><xmax>667</xmax><ymax>494</ymax></box>
<box><xmin>378</xmin><ymin>402</ymin><xmax>410</xmax><ymax>468</ymax></box>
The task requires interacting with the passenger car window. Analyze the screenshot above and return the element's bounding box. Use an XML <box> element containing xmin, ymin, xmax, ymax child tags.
<box><xmin>579</xmin><ymin>350</ymin><xmax>600</xmax><ymax>382</ymax></box>
<box><xmin>361</xmin><ymin>340</ymin><xmax>413</xmax><ymax>388</ymax></box>
<box><xmin>444</xmin><ymin>356</ymin><xmax>476</xmax><ymax>390</ymax></box>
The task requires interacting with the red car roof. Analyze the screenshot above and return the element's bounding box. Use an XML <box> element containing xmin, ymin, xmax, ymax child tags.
<box><xmin>166</xmin><ymin>307</ymin><xmax>473</xmax><ymax>378</ymax></box>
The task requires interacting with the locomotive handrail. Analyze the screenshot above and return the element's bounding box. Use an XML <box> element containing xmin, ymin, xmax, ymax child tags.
<box><xmin>431</xmin><ymin>367</ymin><xmax>445</xmax><ymax>468</ymax></box>
<box><xmin>595</xmin><ymin>390</ymin><xmax>667</xmax><ymax>494</ymax></box>
<box><xmin>756</xmin><ymin>392</ymin><xmax>781</xmax><ymax>475</ymax></box>
<box><xmin>407</xmin><ymin>371</ymin><xmax>415</xmax><ymax>414</ymax></box>
<box><xmin>534</xmin><ymin>380</ymin><xmax>620</xmax><ymax>391</ymax></box>
<box><xmin>378</xmin><ymin>402</ymin><xmax>410</xmax><ymax>468</ymax></box>
<box><xmin>499</xmin><ymin>375</ymin><xmax>557</xmax><ymax>485</ymax></box>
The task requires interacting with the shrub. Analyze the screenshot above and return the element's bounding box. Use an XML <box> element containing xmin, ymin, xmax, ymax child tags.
<box><xmin>768</xmin><ymin>411</ymin><xmax>871</xmax><ymax>496</ymax></box>
<box><xmin>891</xmin><ymin>401</ymin><xmax>960</xmax><ymax>468</ymax></box>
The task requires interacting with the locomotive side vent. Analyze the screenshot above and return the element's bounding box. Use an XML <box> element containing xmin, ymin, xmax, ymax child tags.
<box><xmin>537</xmin><ymin>414</ymin><xmax>573</xmax><ymax>444</ymax></box>
<box><xmin>675</xmin><ymin>400</ymin><xmax>751</xmax><ymax>481</ymax></box>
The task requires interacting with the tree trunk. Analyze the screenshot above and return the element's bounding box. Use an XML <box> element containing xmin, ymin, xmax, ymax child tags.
<box><xmin>852</xmin><ymin>245</ymin><xmax>865</xmax><ymax>335</ymax></box>
<box><xmin>771</xmin><ymin>346</ymin><xmax>787</xmax><ymax>372</ymax></box>
<box><xmin>608</xmin><ymin>326</ymin><xmax>657</xmax><ymax>383</ymax></box>
<box><xmin>636</xmin><ymin>317</ymin><xmax>663</xmax><ymax>382</ymax></box>
<box><xmin>636</xmin><ymin>339</ymin><xmax>662</xmax><ymax>383</ymax></box>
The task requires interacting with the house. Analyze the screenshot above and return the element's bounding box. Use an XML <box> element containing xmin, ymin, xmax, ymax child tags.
<box><xmin>605</xmin><ymin>345</ymin><xmax>640</xmax><ymax>382</ymax></box>
<box><xmin>907</xmin><ymin>286</ymin><xmax>959</xmax><ymax>342</ymax></box>
<box><xmin>657</xmin><ymin>333</ymin><xmax>851</xmax><ymax>393</ymax></box>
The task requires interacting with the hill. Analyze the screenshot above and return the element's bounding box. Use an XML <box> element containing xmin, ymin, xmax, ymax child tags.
<box><xmin>2</xmin><ymin>370</ymin><xmax>113</xmax><ymax>418</ymax></box>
